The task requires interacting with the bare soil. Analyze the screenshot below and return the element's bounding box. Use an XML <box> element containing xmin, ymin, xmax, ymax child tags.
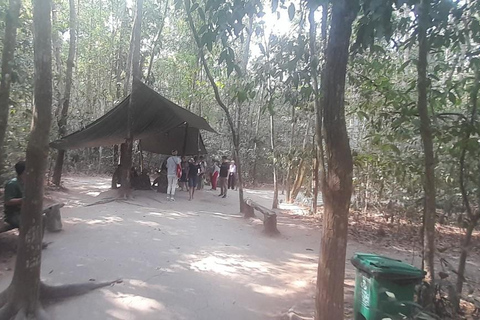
<box><xmin>0</xmin><ymin>176</ymin><xmax>478</xmax><ymax>319</ymax></box>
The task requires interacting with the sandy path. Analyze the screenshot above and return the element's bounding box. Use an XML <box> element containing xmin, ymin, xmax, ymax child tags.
<box><xmin>0</xmin><ymin>176</ymin><xmax>473</xmax><ymax>319</ymax></box>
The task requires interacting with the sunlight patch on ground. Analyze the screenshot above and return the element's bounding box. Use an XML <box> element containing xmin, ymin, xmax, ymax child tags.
<box><xmin>134</xmin><ymin>220</ymin><xmax>160</xmax><ymax>227</ymax></box>
<box><xmin>65</xmin><ymin>216</ymin><xmax>124</xmax><ymax>225</ymax></box>
<box><xmin>104</xmin><ymin>290</ymin><xmax>165</xmax><ymax>317</ymax></box>
<box><xmin>188</xmin><ymin>253</ymin><xmax>270</xmax><ymax>278</ymax></box>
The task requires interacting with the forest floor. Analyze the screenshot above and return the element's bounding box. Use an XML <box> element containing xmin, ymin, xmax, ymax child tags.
<box><xmin>0</xmin><ymin>175</ymin><xmax>478</xmax><ymax>319</ymax></box>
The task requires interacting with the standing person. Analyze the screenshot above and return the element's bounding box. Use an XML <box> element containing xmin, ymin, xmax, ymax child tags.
<box><xmin>179</xmin><ymin>156</ymin><xmax>189</xmax><ymax>191</ymax></box>
<box><xmin>211</xmin><ymin>161</ymin><xmax>220</xmax><ymax>190</ymax></box>
<box><xmin>166</xmin><ymin>150</ymin><xmax>181</xmax><ymax>201</ymax></box>
<box><xmin>197</xmin><ymin>156</ymin><xmax>206</xmax><ymax>190</ymax></box>
<box><xmin>188</xmin><ymin>156</ymin><xmax>201</xmax><ymax>200</ymax></box>
<box><xmin>228</xmin><ymin>160</ymin><xmax>237</xmax><ymax>190</ymax></box>
<box><xmin>218</xmin><ymin>156</ymin><xmax>229</xmax><ymax>198</ymax></box>
<box><xmin>3</xmin><ymin>161</ymin><xmax>26</xmax><ymax>228</ymax></box>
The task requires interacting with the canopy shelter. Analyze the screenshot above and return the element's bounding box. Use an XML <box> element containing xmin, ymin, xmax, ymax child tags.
<box><xmin>140</xmin><ymin>126</ymin><xmax>207</xmax><ymax>156</ymax></box>
<box><xmin>50</xmin><ymin>81</ymin><xmax>215</xmax><ymax>155</ymax></box>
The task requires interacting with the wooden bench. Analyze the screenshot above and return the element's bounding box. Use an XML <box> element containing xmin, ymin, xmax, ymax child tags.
<box><xmin>0</xmin><ymin>203</ymin><xmax>64</xmax><ymax>234</ymax></box>
<box><xmin>243</xmin><ymin>198</ymin><xmax>279</xmax><ymax>235</ymax></box>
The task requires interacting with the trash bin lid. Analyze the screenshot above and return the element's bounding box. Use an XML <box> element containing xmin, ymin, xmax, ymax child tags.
<box><xmin>351</xmin><ymin>253</ymin><xmax>425</xmax><ymax>280</ymax></box>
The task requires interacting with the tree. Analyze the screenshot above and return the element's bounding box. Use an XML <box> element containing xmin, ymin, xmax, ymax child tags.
<box><xmin>52</xmin><ymin>0</ymin><xmax>77</xmax><ymax>186</ymax></box>
<box><xmin>315</xmin><ymin>0</ymin><xmax>358</xmax><ymax>319</ymax></box>
<box><xmin>416</xmin><ymin>0</ymin><xmax>436</xmax><ymax>292</ymax></box>
<box><xmin>0</xmin><ymin>1</ymin><xmax>117</xmax><ymax>317</ymax></box>
<box><xmin>120</xmin><ymin>0</ymin><xmax>143</xmax><ymax>198</ymax></box>
<box><xmin>0</xmin><ymin>0</ymin><xmax>21</xmax><ymax>176</ymax></box>
<box><xmin>184</xmin><ymin>0</ymin><xmax>251</xmax><ymax>213</ymax></box>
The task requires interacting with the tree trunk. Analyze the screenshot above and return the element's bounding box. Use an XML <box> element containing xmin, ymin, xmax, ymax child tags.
<box><xmin>289</xmin><ymin>120</ymin><xmax>310</xmax><ymax>202</ymax></box>
<box><xmin>456</xmin><ymin>66</ymin><xmax>480</xmax><ymax>295</ymax></box>
<box><xmin>416</xmin><ymin>0</ymin><xmax>436</xmax><ymax>287</ymax></box>
<box><xmin>251</xmin><ymin>102</ymin><xmax>262</xmax><ymax>187</ymax></box>
<box><xmin>145</xmin><ymin>0</ymin><xmax>169</xmax><ymax>83</ymax></box>
<box><xmin>308</xmin><ymin>3</ymin><xmax>321</xmax><ymax>215</ymax></box>
<box><xmin>315</xmin><ymin>1</ymin><xmax>357</xmax><ymax>319</ymax></box>
<box><xmin>270</xmin><ymin>113</ymin><xmax>278</xmax><ymax>209</ymax></box>
<box><xmin>285</xmin><ymin>104</ymin><xmax>296</xmax><ymax>203</ymax></box>
<box><xmin>0</xmin><ymin>0</ymin><xmax>21</xmax><ymax>174</ymax></box>
<box><xmin>52</xmin><ymin>0</ymin><xmax>77</xmax><ymax>186</ymax></box>
<box><xmin>185</xmin><ymin>0</ymin><xmax>246</xmax><ymax>213</ymax></box>
<box><xmin>11</xmin><ymin>0</ymin><xmax>52</xmax><ymax>314</ymax></box>
<box><xmin>120</xmin><ymin>0</ymin><xmax>143</xmax><ymax>198</ymax></box>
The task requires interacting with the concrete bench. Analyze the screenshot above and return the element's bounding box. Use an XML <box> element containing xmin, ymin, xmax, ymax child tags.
<box><xmin>243</xmin><ymin>198</ymin><xmax>279</xmax><ymax>235</ymax></box>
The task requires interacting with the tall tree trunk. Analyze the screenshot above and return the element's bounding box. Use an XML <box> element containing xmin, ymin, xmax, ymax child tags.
<box><xmin>10</xmin><ymin>0</ymin><xmax>52</xmax><ymax>315</ymax></box>
<box><xmin>51</xmin><ymin>2</ymin><xmax>63</xmax><ymax>116</ymax></box>
<box><xmin>456</xmin><ymin>68</ymin><xmax>480</xmax><ymax>294</ymax></box>
<box><xmin>285</xmin><ymin>104</ymin><xmax>296</xmax><ymax>203</ymax></box>
<box><xmin>145</xmin><ymin>0</ymin><xmax>169</xmax><ymax>83</ymax></box>
<box><xmin>251</xmin><ymin>102</ymin><xmax>262</xmax><ymax>187</ymax></box>
<box><xmin>416</xmin><ymin>0</ymin><xmax>436</xmax><ymax>287</ymax></box>
<box><xmin>270</xmin><ymin>113</ymin><xmax>278</xmax><ymax>209</ymax></box>
<box><xmin>315</xmin><ymin>1</ymin><xmax>357</xmax><ymax>319</ymax></box>
<box><xmin>289</xmin><ymin>120</ymin><xmax>310</xmax><ymax>202</ymax></box>
<box><xmin>120</xmin><ymin>0</ymin><xmax>143</xmax><ymax>198</ymax></box>
<box><xmin>0</xmin><ymin>0</ymin><xmax>21</xmax><ymax>175</ymax></box>
<box><xmin>185</xmin><ymin>0</ymin><xmax>246</xmax><ymax>213</ymax></box>
<box><xmin>52</xmin><ymin>0</ymin><xmax>77</xmax><ymax>186</ymax></box>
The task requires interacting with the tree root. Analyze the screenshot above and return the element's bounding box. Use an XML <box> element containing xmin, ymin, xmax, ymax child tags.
<box><xmin>39</xmin><ymin>279</ymin><xmax>121</xmax><ymax>303</ymax></box>
<box><xmin>0</xmin><ymin>279</ymin><xmax>121</xmax><ymax>320</ymax></box>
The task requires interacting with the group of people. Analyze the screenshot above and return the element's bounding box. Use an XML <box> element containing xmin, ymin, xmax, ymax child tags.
<box><xmin>165</xmin><ymin>150</ymin><xmax>237</xmax><ymax>201</ymax></box>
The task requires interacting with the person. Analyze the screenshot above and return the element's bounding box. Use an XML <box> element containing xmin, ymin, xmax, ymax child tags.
<box><xmin>135</xmin><ymin>169</ymin><xmax>151</xmax><ymax>190</ymax></box>
<box><xmin>166</xmin><ymin>150</ymin><xmax>181</xmax><ymax>201</ymax></box>
<box><xmin>3</xmin><ymin>161</ymin><xmax>26</xmax><ymax>228</ymax></box>
<box><xmin>228</xmin><ymin>160</ymin><xmax>237</xmax><ymax>190</ymax></box>
<box><xmin>211</xmin><ymin>161</ymin><xmax>220</xmax><ymax>190</ymax></box>
<box><xmin>188</xmin><ymin>156</ymin><xmax>201</xmax><ymax>200</ymax></box>
<box><xmin>218</xmin><ymin>156</ymin><xmax>229</xmax><ymax>198</ymax></box>
<box><xmin>179</xmin><ymin>156</ymin><xmax>189</xmax><ymax>192</ymax></box>
<box><xmin>197</xmin><ymin>156</ymin><xmax>206</xmax><ymax>190</ymax></box>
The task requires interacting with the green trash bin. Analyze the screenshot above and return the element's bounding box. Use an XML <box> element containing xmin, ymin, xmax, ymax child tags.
<box><xmin>351</xmin><ymin>253</ymin><xmax>425</xmax><ymax>320</ymax></box>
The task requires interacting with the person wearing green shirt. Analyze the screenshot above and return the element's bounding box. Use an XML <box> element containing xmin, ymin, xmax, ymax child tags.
<box><xmin>3</xmin><ymin>161</ymin><xmax>26</xmax><ymax>228</ymax></box>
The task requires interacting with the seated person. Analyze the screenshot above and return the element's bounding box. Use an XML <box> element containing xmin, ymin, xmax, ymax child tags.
<box><xmin>152</xmin><ymin>168</ymin><xmax>168</xmax><ymax>193</ymax></box>
<box><xmin>4</xmin><ymin>161</ymin><xmax>26</xmax><ymax>228</ymax></box>
<box><xmin>134</xmin><ymin>169</ymin><xmax>151</xmax><ymax>190</ymax></box>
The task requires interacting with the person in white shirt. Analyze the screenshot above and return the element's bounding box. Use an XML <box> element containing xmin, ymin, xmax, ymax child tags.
<box><xmin>228</xmin><ymin>160</ymin><xmax>237</xmax><ymax>190</ymax></box>
<box><xmin>166</xmin><ymin>150</ymin><xmax>181</xmax><ymax>201</ymax></box>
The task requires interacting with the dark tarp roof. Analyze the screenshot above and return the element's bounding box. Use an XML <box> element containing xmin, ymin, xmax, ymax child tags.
<box><xmin>50</xmin><ymin>81</ymin><xmax>215</xmax><ymax>151</ymax></box>
<box><xmin>140</xmin><ymin>126</ymin><xmax>207</xmax><ymax>156</ymax></box>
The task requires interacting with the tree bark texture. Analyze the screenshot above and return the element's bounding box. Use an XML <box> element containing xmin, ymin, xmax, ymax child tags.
<box><xmin>416</xmin><ymin>0</ymin><xmax>436</xmax><ymax>285</ymax></box>
<box><xmin>456</xmin><ymin>68</ymin><xmax>480</xmax><ymax>294</ymax></box>
<box><xmin>315</xmin><ymin>1</ymin><xmax>357</xmax><ymax>319</ymax></box>
<box><xmin>0</xmin><ymin>0</ymin><xmax>21</xmax><ymax>174</ymax></box>
<box><xmin>52</xmin><ymin>0</ymin><xmax>77</xmax><ymax>186</ymax></box>
<box><xmin>120</xmin><ymin>0</ymin><xmax>143</xmax><ymax>198</ymax></box>
<box><xmin>270</xmin><ymin>113</ymin><xmax>278</xmax><ymax>209</ymax></box>
<box><xmin>10</xmin><ymin>0</ymin><xmax>52</xmax><ymax>314</ymax></box>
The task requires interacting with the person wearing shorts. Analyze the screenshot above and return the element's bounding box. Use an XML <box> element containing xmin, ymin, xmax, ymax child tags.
<box><xmin>188</xmin><ymin>157</ymin><xmax>200</xmax><ymax>200</ymax></box>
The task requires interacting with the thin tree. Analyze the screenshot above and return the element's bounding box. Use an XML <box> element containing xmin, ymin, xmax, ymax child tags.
<box><xmin>52</xmin><ymin>0</ymin><xmax>77</xmax><ymax>186</ymax></box>
<box><xmin>416</xmin><ymin>0</ymin><xmax>436</xmax><ymax>291</ymax></box>
<box><xmin>185</xmin><ymin>0</ymin><xmax>247</xmax><ymax>213</ymax></box>
<box><xmin>315</xmin><ymin>0</ymin><xmax>358</xmax><ymax>319</ymax></box>
<box><xmin>0</xmin><ymin>0</ymin><xmax>21</xmax><ymax>176</ymax></box>
<box><xmin>120</xmin><ymin>0</ymin><xmax>143</xmax><ymax>198</ymax></box>
<box><xmin>0</xmin><ymin>0</ymin><xmax>117</xmax><ymax>317</ymax></box>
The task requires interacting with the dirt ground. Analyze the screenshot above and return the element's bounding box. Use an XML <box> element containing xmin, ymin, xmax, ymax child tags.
<box><xmin>0</xmin><ymin>176</ymin><xmax>478</xmax><ymax>319</ymax></box>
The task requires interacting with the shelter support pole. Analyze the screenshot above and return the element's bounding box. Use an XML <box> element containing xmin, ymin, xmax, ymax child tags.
<box><xmin>139</xmin><ymin>141</ymin><xmax>144</xmax><ymax>172</ymax></box>
<box><xmin>182</xmin><ymin>123</ymin><xmax>189</xmax><ymax>156</ymax></box>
